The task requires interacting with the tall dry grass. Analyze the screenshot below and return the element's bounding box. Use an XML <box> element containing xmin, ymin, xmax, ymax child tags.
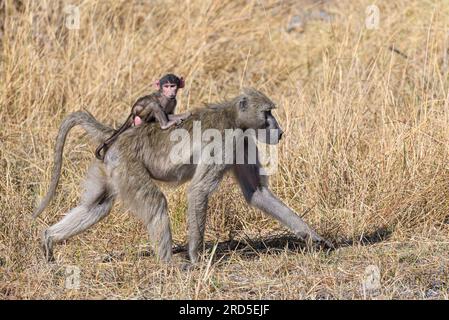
<box><xmin>1</xmin><ymin>0</ymin><xmax>449</xmax><ymax>299</ymax></box>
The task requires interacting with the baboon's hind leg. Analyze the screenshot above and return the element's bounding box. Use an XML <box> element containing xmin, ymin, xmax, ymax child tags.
<box><xmin>117</xmin><ymin>162</ymin><xmax>173</xmax><ymax>263</ymax></box>
<box><xmin>42</xmin><ymin>163</ymin><xmax>114</xmax><ymax>261</ymax></box>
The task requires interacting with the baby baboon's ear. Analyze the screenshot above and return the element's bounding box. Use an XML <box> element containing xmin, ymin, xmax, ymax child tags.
<box><xmin>154</xmin><ymin>80</ymin><xmax>160</xmax><ymax>90</ymax></box>
<box><xmin>178</xmin><ymin>77</ymin><xmax>185</xmax><ymax>88</ymax></box>
<box><xmin>239</xmin><ymin>96</ymin><xmax>248</xmax><ymax>111</ymax></box>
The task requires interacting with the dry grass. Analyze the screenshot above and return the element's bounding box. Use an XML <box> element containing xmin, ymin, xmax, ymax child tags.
<box><xmin>1</xmin><ymin>0</ymin><xmax>449</xmax><ymax>299</ymax></box>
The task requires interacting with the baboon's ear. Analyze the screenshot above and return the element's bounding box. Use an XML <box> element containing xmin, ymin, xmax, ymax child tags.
<box><xmin>154</xmin><ymin>80</ymin><xmax>160</xmax><ymax>90</ymax></box>
<box><xmin>242</xmin><ymin>87</ymin><xmax>256</xmax><ymax>96</ymax></box>
<box><xmin>178</xmin><ymin>77</ymin><xmax>185</xmax><ymax>88</ymax></box>
<box><xmin>239</xmin><ymin>96</ymin><xmax>248</xmax><ymax>111</ymax></box>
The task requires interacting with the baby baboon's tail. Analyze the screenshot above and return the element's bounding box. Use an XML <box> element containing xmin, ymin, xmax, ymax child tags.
<box><xmin>32</xmin><ymin>111</ymin><xmax>114</xmax><ymax>218</ymax></box>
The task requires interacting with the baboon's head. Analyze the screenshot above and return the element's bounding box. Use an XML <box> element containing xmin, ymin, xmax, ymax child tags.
<box><xmin>235</xmin><ymin>88</ymin><xmax>284</xmax><ymax>144</ymax></box>
<box><xmin>155</xmin><ymin>74</ymin><xmax>185</xmax><ymax>100</ymax></box>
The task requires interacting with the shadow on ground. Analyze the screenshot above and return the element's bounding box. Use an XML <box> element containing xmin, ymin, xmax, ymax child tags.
<box><xmin>135</xmin><ymin>226</ymin><xmax>393</xmax><ymax>261</ymax></box>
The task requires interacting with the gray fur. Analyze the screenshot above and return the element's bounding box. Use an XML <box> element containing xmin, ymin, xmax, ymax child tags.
<box><xmin>34</xmin><ymin>88</ymin><xmax>330</xmax><ymax>264</ymax></box>
<box><xmin>32</xmin><ymin>111</ymin><xmax>113</xmax><ymax>219</ymax></box>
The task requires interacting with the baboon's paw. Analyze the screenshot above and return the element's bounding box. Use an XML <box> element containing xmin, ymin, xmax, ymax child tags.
<box><xmin>306</xmin><ymin>235</ymin><xmax>335</xmax><ymax>253</ymax></box>
<box><xmin>41</xmin><ymin>231</ymin><xmax>55</xmax><ymax>263</ymax></box>
<box><xmin>315</xmin><ymin>238</ymin><xmax>335</xmax><ymax>252</ymax></box>
<box><xmin>179</xmin><ymin>261</ymin><xmax>196</xmax><ymax>272</ymax></box>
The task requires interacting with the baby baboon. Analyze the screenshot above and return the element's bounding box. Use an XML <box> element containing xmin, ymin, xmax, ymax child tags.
<box><xmin>95</xmin><ymin>73</ymin><xmax>191</xmax><ymax>160</ymax></box>
<box><xmin>33</xmin><ymin>88</ymin><xmax>331</xmax><ymax>264</ymax></box>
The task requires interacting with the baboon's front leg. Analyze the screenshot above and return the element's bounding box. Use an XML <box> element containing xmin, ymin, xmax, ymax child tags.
<box><xmin>234</xmin><ymin>165</ymin><xmax>332</xmax><ymax>249</ymax></box>
<box><xmin>251</xmin><ymin>188</ymin><xmax>331</xmax><ymax>247</ymax></box>
<box><xmin>187</xmin><ymin>165</ymin><xmax>225</xmax><ymax>264</ymax></box>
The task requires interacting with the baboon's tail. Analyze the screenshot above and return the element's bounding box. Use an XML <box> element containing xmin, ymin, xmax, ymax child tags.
<box><xmin>32</xmin><ymin>111</ymin><xmax>114</xmax><ymax>218</ymax></box>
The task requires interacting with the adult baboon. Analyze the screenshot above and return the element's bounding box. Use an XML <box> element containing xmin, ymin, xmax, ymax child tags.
<box><xmin>33</xmin><ymin>88</ymin><xmax>331</xmax><ymax>263</ymax></box>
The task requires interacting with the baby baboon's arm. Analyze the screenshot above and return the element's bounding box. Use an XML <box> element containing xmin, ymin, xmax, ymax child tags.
<box><xmin>152</xmin><ymin>104</ymin><xmax>177</xmax><ymax>129</ymax></box>
<box><xmin>135</xmin><ymin>101</ymin><xmax>181</xmax><ymax>129</ymax></box>
<box><xmin>168</xmin><ymin>112</ymin><xmax>192</xmax><ymax>123</ymax></box>
<box><xmin>134</xmin><ymin>111</ymin><xmax>190</xmax><ymax>128</ymax></box>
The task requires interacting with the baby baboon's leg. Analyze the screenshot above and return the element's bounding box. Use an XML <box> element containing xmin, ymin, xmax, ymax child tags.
<box><xmin>117</xmin><ymin>163</ymin><xmax>172</xmax><ymax>263</ymax></box>
<box><xmin>148</xmin><ymin>103</ymin><xmax>177</xmax><ymax>129</ymax></box>
<box><xmin>187</xmin><ymin>165</ymin><xmax>225</xmax><ymax>264</ymax></box>
<box><xmin>42</xmin><ymin>163</ymin><xmax>114</xmax><ymax>261</ymax></box>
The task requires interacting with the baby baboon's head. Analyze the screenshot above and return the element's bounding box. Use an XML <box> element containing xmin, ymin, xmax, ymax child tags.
<box><xmin>235</xmin><ymin>88</ymin><xmax>284</xmax><ymax>144</ymax></box>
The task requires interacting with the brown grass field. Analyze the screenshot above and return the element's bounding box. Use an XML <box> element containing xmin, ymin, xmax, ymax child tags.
<box><xmin>1</xmin><ymin>0</ymin><xmax>449</xmax><ymax>299</ymax></box>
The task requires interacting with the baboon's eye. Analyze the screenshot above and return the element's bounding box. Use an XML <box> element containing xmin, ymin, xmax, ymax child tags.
<box><xmin>265</xmin><ymin>110</ymin><xmax>272</xmax><ymax>127</ymax></box>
